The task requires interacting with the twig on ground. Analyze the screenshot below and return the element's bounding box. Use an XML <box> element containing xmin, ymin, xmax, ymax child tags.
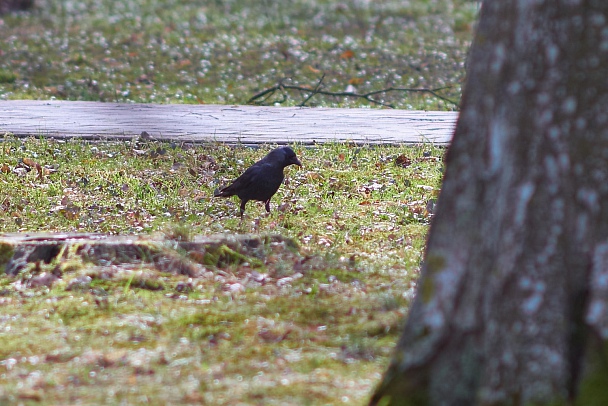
<box><xmin>298</xmin><ymin>74</ymin><xmax>326</xmax><ymax>107</ymax></box>
<box><xmin>247</xmin><ymin>78</ymin><xmax>459</xmax><ymax>108</ymax></box>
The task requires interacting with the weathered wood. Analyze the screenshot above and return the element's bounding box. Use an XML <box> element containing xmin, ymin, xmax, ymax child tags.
<box><xmin>0</xmin><ymin>232</ymin><xmax>297</xmax><ymax>278</ymax></box>
<box><xmin>0</xmin><ymin>100</ymin><xmax>457</xmax><ymax>145</ymax></box>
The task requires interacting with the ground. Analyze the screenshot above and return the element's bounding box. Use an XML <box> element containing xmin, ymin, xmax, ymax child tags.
<box><xmin>0</xmin><ymin>0</ymin><xmax>475</xmax><ymax>109</ymax></box>
<box><xmin>0</xmin><ymin>139</ymin><xmax>444</xmax><ymax>404</ymax></box>
<box><xmin>0</xmin><ymin>0</ymin><xmax>473</xmax><ymax>403</ymax></box>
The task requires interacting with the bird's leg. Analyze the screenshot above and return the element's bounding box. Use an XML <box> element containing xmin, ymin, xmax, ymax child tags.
<box><xmin>264</xmin><ymin>199</ymin><xmax>271</xmax><ymax>213</ymax></box>
<box><xmin>240</xmin><ymin>200</ymin><xmax>247</xmax><ymax>218</ymax></box>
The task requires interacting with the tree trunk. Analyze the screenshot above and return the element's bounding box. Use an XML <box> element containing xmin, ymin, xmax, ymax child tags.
<box><xmin>371</xmin><ymin>1</ymin><xmax>608</xmax><ymax>405</ymax></box>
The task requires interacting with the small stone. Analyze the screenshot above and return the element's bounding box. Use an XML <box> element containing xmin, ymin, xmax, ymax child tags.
<box><xmin>66</xmin><ymin>276</ymin><xmax>92</xmax><ymax>291</ymax></box>
<box><xmin>27</xmin><ymin>272</ymin><xmax>58</xmax><ymax>288</ymax></box>
<box><xmin>228</xmin><ymin>283</ymin><xmax>245</xmax><ymax>292</ymax></box>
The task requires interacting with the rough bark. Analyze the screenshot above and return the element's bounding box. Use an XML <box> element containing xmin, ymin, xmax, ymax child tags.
<box><xmin>371</xmin><ymin>1</ymin><xmax>608</xmax><ymax>405</ymax></box>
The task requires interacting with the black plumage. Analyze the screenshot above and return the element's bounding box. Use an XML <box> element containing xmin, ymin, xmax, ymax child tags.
<box><xmin>214</xmin><ymin>147</ymin><xmax>302</xmax><ymax>217</ymax></box>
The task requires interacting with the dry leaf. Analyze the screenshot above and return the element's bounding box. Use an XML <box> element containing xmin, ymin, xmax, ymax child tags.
<box><xmin>22</xmin><ymin>157</ymin><xmax>36</xmax><ymax>167</ymax></box>
<box><xmin>18</xmin><ymin>390</ymin><xmax>42</xmax><ymax>401</ymax></box>
<box><xmin>43</xmin><ymin>165</ymin><xmax>58</xmax><ymax>175</ymax></box>
<box><xmin>395</xmin><ymin>154</ymin><xmax>412</xmax><ymax>168</ymax></box>
<box><xmin>340</xmin><ymin>49</ymin><xmax>355</xmax><ymax>59</ymax></box>
<box><xmin>61</xmin><ymin>205</ymin><xmax>81</xmax><ymax>220</ymax></box>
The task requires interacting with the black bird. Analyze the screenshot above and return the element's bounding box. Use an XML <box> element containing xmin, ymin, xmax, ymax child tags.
<box><xmin>214</xmin><ymin>147</ymin><xmax>302</xmax><ymax>217</ymax></box>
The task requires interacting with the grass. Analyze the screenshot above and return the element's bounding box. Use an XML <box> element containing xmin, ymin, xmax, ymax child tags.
<box><xmin>0</xmin><ymin>0</ymin><xmax>477</xmax><ymax>109</ymax></box>
<box><xmin>0</xmin><ymin>0</ymin><xmax>470</xmax><ymax>403</ymax></box>
<box><xmin>0</xmin><ymin>137</ymin><xmax>444</xmax><ymax>405</ymax></box>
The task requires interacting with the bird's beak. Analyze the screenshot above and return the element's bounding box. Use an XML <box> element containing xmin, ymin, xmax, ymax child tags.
<box><xmin>292</xmin><ymin>157</ymin><xmax>302</xmax><ymax>167</ymax></box>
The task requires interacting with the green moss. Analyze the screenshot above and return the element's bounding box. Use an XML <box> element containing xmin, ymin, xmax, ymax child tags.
<box><xmin>0</xmin><ymin>243</ymin><xmax>14</xmax><ymax>271</ymax></box>
<box><xmin>576</xmin><ymin>339</ymin><xmax>608</xmax><ymax>406</ymax></box>
<box><xmin>0</xmin><ymin>70</ymin><xmax>17</xmax><ymax>84</ymax></box>
<box><xmin>370</xmin><ymin>381</ymin><xmax>430</xmax><ymax>406</ymax></box>
<box><xmin>129</xmin><ymin>275</ymin><xmax>165</xmax><ymax>291</ymax></box>
<box><xmin>310</xmin><ymin>267</ymin><xmax>356</xmax><ymax>283</ymax></box>
<box><xmin>425</xmin><ymin>254</ymin><xmax>446</xmax><ymax>275</ymax></box>
<box><xmin>54</xmin><ymin>259</ymin><xmax>84</xmax><ymax>275</ymax></box>
<box><xmin>202</xmin><ymin>244</ymin><xmax>263</xmax><ymax>268</ymax></box>
<box><xmin>52</xmin><ymin>302</ymin><xmax>103</xmax><ymax>325</ymax></box>
<box><xmin>419</xmin><ymin>277</ymin><xmax>434</xmax><ymax>304</ymax></box>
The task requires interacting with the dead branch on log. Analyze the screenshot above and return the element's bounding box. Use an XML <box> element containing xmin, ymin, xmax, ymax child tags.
<box><xmin>247</xmin><ymin>77</ymin><xmax>459</xmax><ymax>109</ymax></box>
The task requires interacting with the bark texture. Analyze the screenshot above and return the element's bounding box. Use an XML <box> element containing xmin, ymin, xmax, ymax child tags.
<box><xmin>371</xmin><ymin>1</ymin><xmax>608</xmax><ymax>405</ymax></box>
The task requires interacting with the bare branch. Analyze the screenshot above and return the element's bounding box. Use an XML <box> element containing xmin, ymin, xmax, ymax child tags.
<box><xmin>247</xmin><ymin>81</ymin><xmax>459</xmax><ymax>108</ymax></box>
<box><xmin>298</xmin><ymin>74</ymin><xmax>326</xmax><ymax>107</ymax></box>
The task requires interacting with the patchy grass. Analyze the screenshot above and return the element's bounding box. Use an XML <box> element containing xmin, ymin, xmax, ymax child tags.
<box><xmin>0</xmin><ymin>0</ymin><xmax>477</xmax><ymax>109</ymax></box>
<box><xmin>0</xmin><ymin>137</ymin><xmax>443</xmax><ymax>404</ymax></box>
<box><xmin>0</xmin><ymin>0</ymin><xmax>459</xmax><ymax>403</ymax></box>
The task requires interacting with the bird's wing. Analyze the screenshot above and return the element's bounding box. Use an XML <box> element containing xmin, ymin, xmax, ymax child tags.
<box><xmin>217</xmin><ymin>163</ymin><xmax>266</xmax><ymax>196</ymax></box>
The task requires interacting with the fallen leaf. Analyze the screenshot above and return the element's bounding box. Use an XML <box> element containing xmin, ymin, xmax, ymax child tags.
<box><xmin>18</xmin><ymin>390</ymin><xmax>42</xmax><ymax>401</ymax></box>
<box><xmin>340</xmin><ymin>49</ymin><xmax>355</xmax><ymax>59</ymax></box>
<box><xmin>43</xmin><ymin>165</ymin><xmax>58</xmax><ymax>175</ymax></box>
<box><xmin>61</xmin><ymin>206</ymin><xmax>81</xmax><ymax>220</ymax></box>
<box><xmin>137</xmin><ymin>74</ymin><xmax>152</xmax><ymax>84</ymax></box>
<box><xmin>395</xmin><ymin>155</ymin><xmax>412</xmax><ymax>168</ymax></box>
<box><xmin>22</xmin><ymin>157</ymin><xmax>36</xmax><ymax>167</ymax></box>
